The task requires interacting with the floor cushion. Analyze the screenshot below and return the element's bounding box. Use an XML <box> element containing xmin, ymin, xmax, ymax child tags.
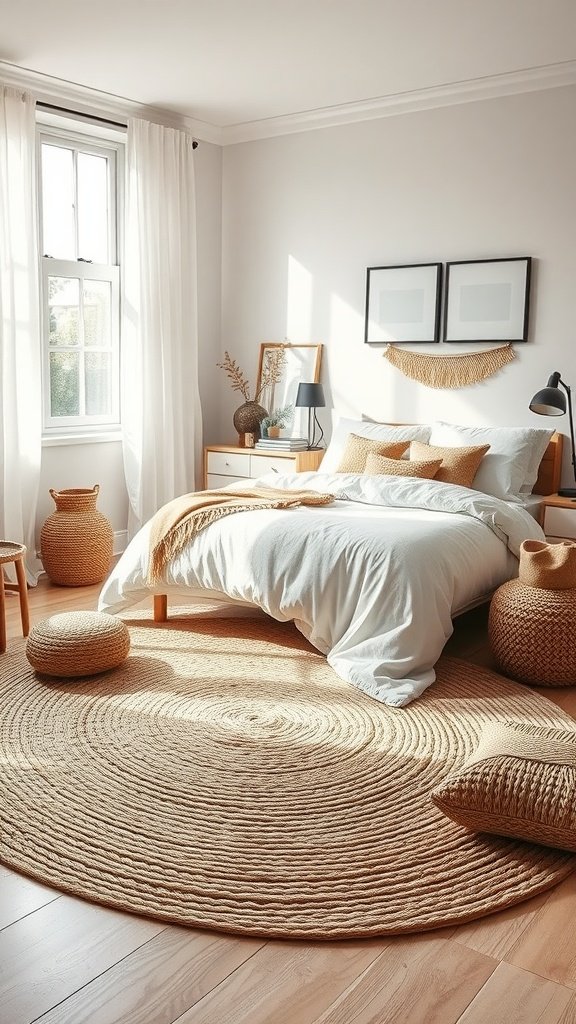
<box><xmin>26</xmin><ymin>610</ymin><xmax>130</xmax><ymax>678</ymax></box>
<box><xmin>431</xmin><ymin>720</ymin><xmax>576</xmax><ymax>852</ymax></box>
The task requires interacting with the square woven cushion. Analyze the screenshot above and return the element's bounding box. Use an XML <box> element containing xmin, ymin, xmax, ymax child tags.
<box><xmin>410</xmin><ymin>440</ymin><xmax>490</xmax><ymax>488</ymax></box>
<box><xmin>431</xmin><ymin>721</ymin><xmax>576</xmax><ymax>852</ymax></box>
<box><xmin>336</xmin><ymin>434</ymin><xmax>409</xmax><ymax>473</ymax></box>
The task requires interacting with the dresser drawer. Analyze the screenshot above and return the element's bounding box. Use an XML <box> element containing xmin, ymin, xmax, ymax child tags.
<box><xmin>206</xmin><ymin>450</ymin><xmax>251</xmax><ymax>477</ymax></box>
<box><xmin>249</xmin><ymin>454</ymin><xmax>297</xmax><ymax>476</ymax></box>
<box><xmin>543</xmin><ymin>506</ymin><xmax>576</xmax><ymax>541</ymax></box>
<box><xmin>206</xmin><ymin>473</ymin><xmax>247</xmax><ymax>490</ymax></box>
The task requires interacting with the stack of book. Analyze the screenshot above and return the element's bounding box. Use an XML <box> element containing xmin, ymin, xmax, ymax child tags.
<box><xmin>255</xmin><ymin>437</ymin><xmax>309</xmax><ymax>451</ymax></box>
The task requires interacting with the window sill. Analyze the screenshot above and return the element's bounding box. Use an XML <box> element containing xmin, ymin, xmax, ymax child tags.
<box><xmin>42</xmin><ymin>431</ymin><xmax>122</xmax><ymax>447</ymax></box>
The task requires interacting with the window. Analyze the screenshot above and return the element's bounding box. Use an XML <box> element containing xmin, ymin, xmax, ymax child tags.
<box><xmin>38</xmin><ymin>125</ymin><xmax>122</xmax><ymax>436</ymax></box>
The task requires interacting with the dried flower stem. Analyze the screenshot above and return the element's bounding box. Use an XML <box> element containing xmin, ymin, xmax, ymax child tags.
<box><xmin>254</xmin><ymin>347</ymin><xmax>286</xmax><ymax>403</ymax></box>
<box><xmin>217</xmin><ymin>351</ymin><xmax>251</xmax><ymax>401</ymax></box>
<box><xmin>217</xmin><ymin>346</ymin><xmax>287</xmax><ymax>405</ymax></box>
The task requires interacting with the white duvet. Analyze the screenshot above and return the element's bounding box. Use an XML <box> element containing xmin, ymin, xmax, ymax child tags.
<box><xmin>99</xmin><ymin>471</ymin><xmax>545</xmax><ymax>707</ymax></box>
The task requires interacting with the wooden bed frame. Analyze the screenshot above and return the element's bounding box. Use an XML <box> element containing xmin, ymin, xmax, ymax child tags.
<box><xmin>152</xmin><ymin>431</ymin><xmax>563</xmax><ymax>623</ymax></box>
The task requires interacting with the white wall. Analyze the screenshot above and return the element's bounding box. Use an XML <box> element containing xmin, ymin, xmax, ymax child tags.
<box><xmin>36</xmin><ymin>138</ymin><xmax>223</xmax><ymax>549</ymax></box>
<box><xmin>220</xmin><ymin>85</ymin><xmax>576</xmax><ymax>486</ymax></box>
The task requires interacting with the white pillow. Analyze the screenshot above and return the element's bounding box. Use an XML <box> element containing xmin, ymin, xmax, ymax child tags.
<box><xmin>321</xmin><ymin>418</ymin><xmax>431</xmax><ymax>474</ymax></box>
<box><xmin>428</xmin><ymin>422</ymin><xmax>554</xmax><ymax>501</ymax></box>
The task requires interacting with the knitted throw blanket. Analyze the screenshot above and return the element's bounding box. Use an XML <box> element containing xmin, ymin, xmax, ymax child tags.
<box><xmin>146</xmin><ymin>486</ymin><xmax>334</xmax><ymax>584</ymax></box>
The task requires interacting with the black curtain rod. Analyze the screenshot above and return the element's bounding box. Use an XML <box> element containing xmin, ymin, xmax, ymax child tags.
<box><xmin>38</xmin><ymin>102</ymin><xmax>199</xmax><ymax>147</ymax></box>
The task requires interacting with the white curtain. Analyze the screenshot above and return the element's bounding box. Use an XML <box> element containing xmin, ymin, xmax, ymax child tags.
<box><xmin>0</xmin><ymin>87</ymin><xmax>42</xmax><ymax>583</ymax></box>
<box><xmin>122</xmin><ymin>118</ymin><xmax>202</xmax><ymax>537</ymax></box>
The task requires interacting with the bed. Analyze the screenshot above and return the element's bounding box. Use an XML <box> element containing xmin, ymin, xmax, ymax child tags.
<box><xmin>99</xmin><ymin>424</ymin><xmax>562</xmax><ymax>707</ymax></box>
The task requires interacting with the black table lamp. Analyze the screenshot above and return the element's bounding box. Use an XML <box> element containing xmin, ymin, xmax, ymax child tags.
<box><xmin>529</xmin><ymin>371</ymin><xmax>576</xmax><ymax>497</ymax></box>
<box><xmin>295</xmin><ymin>382</ymin><xmax>325</xmax><ymax>450</ymax></box>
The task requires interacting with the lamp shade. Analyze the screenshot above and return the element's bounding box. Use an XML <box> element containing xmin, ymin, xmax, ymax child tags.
<box><xmin>529</xmin><ymin>373</ymin><xmax>566</xmax><ymax>416</ymax></box>
<box><xmin>529</xmin><ymin>370</ymin><xmax>576</xmax><ymax>497</ymax></box>
<box><xmin>295</xmin><ymin>382</ymin><xmax>325</xmax><ymax>408</ymax></box>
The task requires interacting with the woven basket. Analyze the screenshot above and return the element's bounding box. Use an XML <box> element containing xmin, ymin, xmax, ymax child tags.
<box><xmin>489</xmin><ymin>579</ymin><xmax>576</xmax><ymax>687</ymax></box>
<box><xmin>40</xmin><ymin>485</ymin><xmax>113</xmax><ymax>587</ymax></box>
<box><xmin>519</xmin><ymin>539</ymin><xmax>576</xmax><ymax>590</ymax></box>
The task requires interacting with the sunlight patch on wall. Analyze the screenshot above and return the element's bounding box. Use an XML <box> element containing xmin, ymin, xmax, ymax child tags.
<box><xmin>286</xmin><ymin>255</ymin><xmax>312</xmax><ymax>343</ymax></box>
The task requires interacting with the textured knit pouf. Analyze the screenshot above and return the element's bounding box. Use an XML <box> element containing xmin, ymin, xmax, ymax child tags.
<box><xmin>26</xmin><ymin>611</ymin><xmax>130</xmax><ymax>678</ymax></box>
<box><xmin>489</xmin><ymin>580</ymin><xmax>576</xmax><ymax>687</ymax></box>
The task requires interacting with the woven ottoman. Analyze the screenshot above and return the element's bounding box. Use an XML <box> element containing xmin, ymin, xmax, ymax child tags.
<box><xmin>489</xmin><ymin>539</ymin><xmax>576</xmax><ymax>687</ymax></box>
<box><xmin>26</xmin><ymin>611</ymin><xmax>130</xmax><ymax>678</ymax></box>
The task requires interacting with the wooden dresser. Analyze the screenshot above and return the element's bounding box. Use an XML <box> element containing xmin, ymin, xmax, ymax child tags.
<box><xmin>204</xmin><ymin>445</ymin><xmax>324</xmax><ymax>489</ymax></box>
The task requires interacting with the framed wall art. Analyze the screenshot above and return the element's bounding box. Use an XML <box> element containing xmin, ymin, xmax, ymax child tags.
<box><xmin>364</xmin><ymin>263</ymin><xmax>442</xmax><ymax>345</ymax></box>
<box><xmin>443</xmin><ymin>256</ymin><xmax>532</xmax><ymax>343</ymax></box>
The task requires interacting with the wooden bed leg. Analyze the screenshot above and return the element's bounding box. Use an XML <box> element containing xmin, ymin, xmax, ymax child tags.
<box><xmin>154</xmin><ymin>594</ymin><xmax>168</xmax><ymax>622</ymax></box>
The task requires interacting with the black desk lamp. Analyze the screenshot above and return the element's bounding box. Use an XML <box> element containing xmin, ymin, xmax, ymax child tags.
<box><xmin>529</xmin><ymin>371</ymin><xmax>576</xmax><ymax>497</ymax></box>
<box><xmin>295</xmin><ymin>382</ymin><xmax>325</xmax><ymax>450</ymax></box>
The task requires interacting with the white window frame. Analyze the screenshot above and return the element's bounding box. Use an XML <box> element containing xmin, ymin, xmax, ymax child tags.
<box><xmin>37</xmin><ymin>121</ymin><xmax>124</xmax><ymax>439</ymax></box>
<box><xmin>41</xmin><ymin>259</ymin><xmax>120</xmax><ymax>430</ymax></box>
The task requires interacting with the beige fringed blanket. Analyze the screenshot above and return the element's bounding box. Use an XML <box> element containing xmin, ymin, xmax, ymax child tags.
<box><xmin>147</xmin><ymin>486</ymin><xmax>333</xmax><ymax>584</ymax></box>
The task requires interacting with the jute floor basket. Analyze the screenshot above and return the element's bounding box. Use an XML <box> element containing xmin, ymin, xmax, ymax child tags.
<box><xmin>40</xmin><ymin>485</ymin><xmax>113</xmax><ymax>587</ymax></box>
<box><xmin>489</xmin><ymin>539</ymin><xmax>576</xmax><ymax>687</ymax></box>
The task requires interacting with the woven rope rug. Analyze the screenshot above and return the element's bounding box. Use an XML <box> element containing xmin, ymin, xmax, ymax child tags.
<box><xmin>1</xmin><ymin>614</ymin><xmax>575</xmax><ymax>939</ymax></box>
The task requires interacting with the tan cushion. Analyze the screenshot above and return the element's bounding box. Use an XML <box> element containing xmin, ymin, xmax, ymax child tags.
<box><xmin>336</xmin><ymin>434</ymin><xmax>409</xmax><ymax>473</ymax></box>
<box><xmin>431</xmin><ymin>721</ymin><xmax>576</xmax><ymax>852</ymax></box>
<box><xmin>26</xmin><ymin>611</ymin><xmax>130</xmax><ymax>678</ymax></box>
<box><xmin>365</xmin><ymin>453</ymin><xmax>442</xmax><ymax>479</ymax></box>
<box><xmin>410</xmin><ymin>440</ymin><xmax>490</xmax><ymax>488</ymax></box>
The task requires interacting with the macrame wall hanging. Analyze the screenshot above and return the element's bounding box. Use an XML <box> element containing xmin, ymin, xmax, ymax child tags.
<box><xmin>383</xmin><ymin>343</ymin><xmax>515</xmax><ymax>389</ymax></box>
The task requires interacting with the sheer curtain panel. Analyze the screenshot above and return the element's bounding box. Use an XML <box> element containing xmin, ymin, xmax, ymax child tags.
<box><xmin>122</xmin><ymin>118</ymin><xmax>202</xmax><ymax>537</ymax></box>
<box><xmin>0</xmin><ymin>87</ymin><xmax>42</xmax><ymax>582</ymax></box>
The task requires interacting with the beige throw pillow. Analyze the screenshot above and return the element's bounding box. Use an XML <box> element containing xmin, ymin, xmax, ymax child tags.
<box><xmin>431</xmin><ymin>721</ymin><xmax>576</xmax><ymax>852</ymax></box>
<box><xmin>336</xmin><ymin>434</ymin><xmax>409</xmax><ymax>473</ymax></box>
<box><xmin>410</xmin><ymin>440</ymin><xmax>490</xmax><ymax>488</ymax></box>
<box><xmin>364</xmin><ymin>453</ymin><xmax>442</xmax><ymax>479</ymax></box>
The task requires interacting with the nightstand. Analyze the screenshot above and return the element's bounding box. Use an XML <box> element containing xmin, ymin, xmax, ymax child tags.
<box><xmin>204</xmin><ymin>445</ymin><xmax>324</xmax><ymax>489</ymax></box>
<box><xmin>540</xmin><ymin>494</ymin><xmax>576</xmax><ymax>542</ymax></box>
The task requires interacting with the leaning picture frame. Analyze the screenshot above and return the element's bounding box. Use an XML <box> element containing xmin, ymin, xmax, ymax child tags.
<box><xmin>444</xmin><ymin>256</ymin><xmax>532</xmax><ymax>343</ymax></box>
<box><xmin>364</xmin><ymin>263</ymin><xmax>442</xmax><ymax>345</ymax></box>
<box><xmin>256</xmin><ymin>342</ymin><xmax>323</xmax><ymax>438</ymax></box>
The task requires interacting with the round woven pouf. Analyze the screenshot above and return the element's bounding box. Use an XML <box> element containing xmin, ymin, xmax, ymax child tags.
<box><xmin>489</xmin><ymin>579</ymin><xmax>576</xmax><ymax>687</ymax></box>
<box><xmin>26</xmin><ymin>611</ymin><xmax>130</xmax><ymax>678</ymax></box>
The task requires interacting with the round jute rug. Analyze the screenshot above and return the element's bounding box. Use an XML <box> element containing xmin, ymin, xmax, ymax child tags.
<box><xmin>1</xmin><ymin>615</ymin><xmax>575</xmax><ymax>939</ymax></box>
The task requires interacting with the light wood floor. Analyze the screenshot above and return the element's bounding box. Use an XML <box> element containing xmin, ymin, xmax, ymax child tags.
<box><xmin>2</xmin><ymin>579</ymin><xmax>576</xmax><ymax>1024</ymax></box>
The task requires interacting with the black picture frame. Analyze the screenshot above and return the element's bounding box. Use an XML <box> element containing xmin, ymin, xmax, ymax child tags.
<box><xmin>443</xmin><ymin>256</ymin><xmax>532</xmax><ymax>343</ymax></box>
<box><xmin>364</xmin><ymin>262</ymin><xmax>442</xmax><ymax>345</ymax></box>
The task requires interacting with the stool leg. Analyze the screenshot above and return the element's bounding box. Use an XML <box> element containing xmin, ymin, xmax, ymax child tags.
<box><xmin>0</xmin><ymin>569</ymin><xmax>6</xmax><ymax>653</ymax></box>
<box><xmin>15</xmin><ymin>556</ymin><xmax>30</xmax><ymax>638</ymax></box>
<box><xmin>154</xmin><ymin>594</ymin><xmax>168</xmax><ymax>622</ymax></box>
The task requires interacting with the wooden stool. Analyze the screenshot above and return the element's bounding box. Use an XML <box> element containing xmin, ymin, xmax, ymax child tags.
<box><xmin>0</xmin><ymin>542</ymin><xmax>30</xmax><ymax>653</ymax></box>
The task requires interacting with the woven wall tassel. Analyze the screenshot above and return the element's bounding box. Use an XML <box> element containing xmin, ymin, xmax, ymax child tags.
<box><xmin>383</xmin><ymin>343</ymin><xmax>515</xmax><ymax>389</ymax></box>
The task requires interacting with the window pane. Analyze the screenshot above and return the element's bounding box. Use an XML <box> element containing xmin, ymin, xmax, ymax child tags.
<box><xmin>49</xmin><ymin>277</ymin><xmax>80</xmax><ymax>347</ymax></box>
<box><xmin>50</xmin><ymin>351</ymin><xmax>80</xmax><ymax>416</ymax></box>
<box><xmin>42</xmin><ymin>145</ymin><xmax>75</xmax><ymax>259</ymax></box>
<box><xmin>85</xmin><ymin>352</ymin><xmax>111</xmax><ymax>415</ymax></box>
<box><xmin>83</xmin><ymin>280</ymin><xmax>111</xmax><ymax>347</ymax></box>
<box><xmin>78</xmin><ymin>152</ymin><xmax>109</xmax><ymax>263</ymax></box>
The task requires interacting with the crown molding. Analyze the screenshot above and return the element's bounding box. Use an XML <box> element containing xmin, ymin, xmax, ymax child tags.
<box><xmin>2</xmin><ymin>58</ymin><xmax>575</xmax><ymax>149</ymax></box>
<box><xmin>0</xmin><ymin>60</ymin><xmax>224</xmax><ymax>145</ymax></box>
<box><xmin>221</xmin><ymin>60</ymin><xmax>576</xmax><ymax>145</ymax></box>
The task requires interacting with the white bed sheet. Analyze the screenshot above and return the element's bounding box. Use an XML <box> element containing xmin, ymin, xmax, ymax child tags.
<box><xmin>99</xmin><ymin>471</ymin><xmax>545</xmax><ymax>707</ymax></box>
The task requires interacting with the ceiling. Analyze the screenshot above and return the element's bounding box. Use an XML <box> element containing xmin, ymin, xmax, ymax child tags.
<box><xmin>1</xmin><ymin>0</ymin><xmax>576</xmax><ymax>139</ymax></box>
